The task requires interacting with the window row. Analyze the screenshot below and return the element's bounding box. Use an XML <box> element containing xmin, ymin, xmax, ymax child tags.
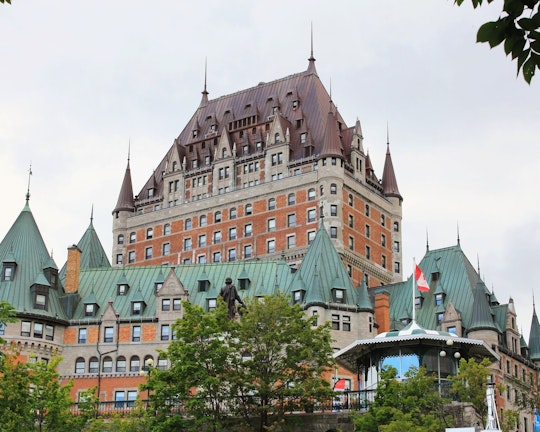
<box><xmin>74</xmin><ymin>355</ymin><xmax>167</xmax><ymax>374</ymax></box>
<box><xmin>21</xmin><ymin>321</ymin><xmax>55</xmax><ymax>340</ymax></box>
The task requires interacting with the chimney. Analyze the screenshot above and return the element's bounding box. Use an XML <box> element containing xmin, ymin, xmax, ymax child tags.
<box><xmin>374</xmin><ymin>291</ymin><xmax>391</xmax><ymax>334</ymax></box>
<box><xmin>65</xmin><ymin>245</ymin><xmax>82</xmax><ymax>293</ymax></box>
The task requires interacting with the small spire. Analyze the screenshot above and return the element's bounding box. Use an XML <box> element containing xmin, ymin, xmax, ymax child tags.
<box><xmin>26</xmin><ymin>163</ymin><xmax>33</xmax><ymax>203</ymax></box>
<box><xmin>457</xmin><ymin>221</ymin><xmax>461</xmax><ymax>246</ymax></box>
<box><xmin>306</xmin><ymin>23</ymin><xmax>317</xmax><ymax>75</ymax></box>
<box><xmin>200</xmin><ymin>58</ymin><xmax>209</xmax><ymax>107</ymax></box>
<box><xmin>426</xmin><ymin>228</ymin><xmax>430</xmax><ymax>252</ymax></box>
<box><xmin>90</xmin><ymin>204</ymin><xmax>94</xmax><ymax>224</ymax></box>
<box><xmin>128</xmin><ymin>139</ymin><xmax>131</xmax><ymax>163</ymax></box>
<box><xmin>386</xmin><ymin>122</ymin><xmax>390</xmax><ymax>145</ymax></box>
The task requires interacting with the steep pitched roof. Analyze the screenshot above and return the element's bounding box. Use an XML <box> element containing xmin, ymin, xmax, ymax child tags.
<box><xmin>529</xmin><ymin>307</ymin><xmax>540</xmax><ymax>360</ymax></box>
<box><xmin>113</xmin><ymin>158</ymin><xmax>135</xmax><ymax>214</ymax></box>
<box><xmin>382</xmin><ymin>244</ymin><xmax>498</xmax><ymax>333</ymax></box>
<box><xmin>135</xmin><ymin>59</ymin><xmax>350</xmax><ymax>200</ymax></box>
<box><xmin>60</xmin><ymin>215</ymin><xmax>111</xmax><ymax>279</ymax></box>
<box><xmin>381</xmin><ymin>143</ymin><xmax>402</xmax><ymax>201</ymax></box>
<box><xmin>285</xmin><ymin>224</ymin><xmax>361</xmax><ymax>308</ymax></box>
<box><xmin>468</xmin><ymin>279</ymin><xmax>498</xmax><ymax>333</ymax></box>
<box><xmin>0</xmin><ymin>201</ymin><xmax>67</xmax><ymax>320</ymax></box>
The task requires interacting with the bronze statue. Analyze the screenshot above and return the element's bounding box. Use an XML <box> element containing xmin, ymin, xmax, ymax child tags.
<box><xmin>220</xmin><ymin>277</ymin><xmax>245</xmax><ymax>318</ymax></box>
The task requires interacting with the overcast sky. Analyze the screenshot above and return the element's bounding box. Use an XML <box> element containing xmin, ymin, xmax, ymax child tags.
<box><xmin>1</xmin><ymin>1</ymin><xmax>539</xmax><ymax>338</ymax></box>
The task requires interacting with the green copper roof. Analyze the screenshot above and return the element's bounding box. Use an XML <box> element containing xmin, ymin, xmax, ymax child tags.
<box><xmin>529</xmin><ymin>308</ymin><xmax>540</xmax><ymax>360</ymax></box>
<box><xmin>60</xmin><ymin>217</ymin><xmax>110</xmax><ymax>279</ymax></box>
<box><xmin>285</xmin><ymin>225</ymin><xmax>361</xmax><ymax>308</ymax></box>
<box><xmin>384</xmin><ymin>244</ymin><xmax>497</xmax><ymax>333</ymax></box>
<box><xmin>468</xmin><ymin>279</ymin><xmax>498</xmax><ymax>333</ymax></box>
<box><xmin>0</xmin><ymin>202</ymin><xmax>67</xmax><ymax>320</ymax></box>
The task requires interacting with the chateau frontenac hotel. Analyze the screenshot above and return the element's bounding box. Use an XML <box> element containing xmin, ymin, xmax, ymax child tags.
<box><xmin>1</xmin><ymin>52</ymin><xmax>539</xmax><ymax>430</ymax></box>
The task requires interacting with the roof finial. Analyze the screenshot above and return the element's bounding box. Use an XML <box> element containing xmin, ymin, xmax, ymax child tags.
<box><xmin>457</xmin><ymin>221</ymin><xmax>460</xmax><ymax>246</ymax></box>
<box><xmin>387</xmin><ymin>122</ymin><xmax>390</xmax><ymax>145</ymax></box>
<box><xmin>200</xmin><ymin>58</ymin><xmax>209</xmax><ymax>106</ymax></box>
<box><xmin>128</xmin><ymin>139</ymin><xmax>131</xmax><ymax>163</ymax></box>
<box><xmin>426</xmin><ymin>228</ymin><xmax>429</xmax><ymax>252</ymax></box>
<box><xmin>26</xmin><ymin>163</ymin><xmax>33</xmax><ymax>203</ymax></box>
<box><xmin>329</xmin><ymin>76</ymin><xmax>332</xmax><ymax>102</ymax></box>
<box><xmin>306</xmin><ymin>22</ymin><xmax>317</xmax><ymax>74</ymax></box>
<box><xmin>477</xmin><ymin>253</ymin><xmax>480</xmax><ymax>275</ymax></box>
<box><xmin>90</xmin><ymin>204</ymin><xmax>94</xmax><ymax>224</ymax></box>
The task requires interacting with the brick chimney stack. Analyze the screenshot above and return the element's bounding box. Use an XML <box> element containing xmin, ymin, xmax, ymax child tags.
<box><xmin>65</xmin><ymin>245</ymin><xmax>82</xmax><ymax>294</ymax></box>
<box><xmin>374</xmin><ymin>291</ymin><xmax>391</xmax><ymax>334</ymax></box>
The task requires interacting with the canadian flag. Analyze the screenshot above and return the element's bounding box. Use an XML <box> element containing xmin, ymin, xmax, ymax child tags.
<box><xmin>415</xmin><ymin>264</ymin><xmax>430</xmax><ymax>292</ymax></box>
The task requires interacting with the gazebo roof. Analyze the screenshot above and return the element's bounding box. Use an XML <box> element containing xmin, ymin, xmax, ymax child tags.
<box><xmin>334</xmin><ymin>320</ymin><xmax>499</xmax><ymax>373</ymax></box>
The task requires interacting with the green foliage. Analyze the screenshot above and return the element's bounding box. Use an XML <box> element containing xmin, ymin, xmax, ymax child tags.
<box><xmin>0</xmin><ymin>301</ymin><xmax>17</xmax><ymax>346</ymax></box>
<box><xmin>455</xmin><ymin>0</ymin><xmax>540</xmax><ymax>83</ymax></box>
<box><xmin>144</xmin><ymin>294</ymin><xmax>335</xmax><ymax>432</ymax></box>
<box><xmin>0</xmin><ymin>352</ymin><xmax>86</xmax><ymax>431</ymax></box>
<box><xmin>499</xmin><ymin>409</ymin><xmax>519</xmax><ymax>432</ymax></box>
<box><xmin>352</xmin><ymin>366</ymin><xmax>451</xmax><ymax>432</ymax></box>
<box><xmin>449</xmin><ymin>357</ymin><xmax>492</xmax><ymax>420</ymax></box>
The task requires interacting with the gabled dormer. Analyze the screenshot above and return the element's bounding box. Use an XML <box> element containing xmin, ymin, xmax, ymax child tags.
<box><xmin>237</xmin><ymin>268</ymin><xmax>250</xmax><ymax>291</ymax></box>
<box><xmin>198</xmin><ymin>270</ymin><xmax>210</xmax><ymax>292</ymax></box>
<box><xmin>31</xmin><ymin>272</ymin><xmax>51</xmax><ymax>311</ymax></box>
<box><xmin>2</xmin><ymin>250</ymin><xmax>17</xmax><ymax>282</ymax></box>
<box><xmin>83</xmin><ymin>291</ymin><xmax>99</xmax><ymax>317</ymax></box>
<box><xmin>116</xmin><ymin>272</ymin><xmax>130</xmax><ymax>296</ymax></box>
<box><xmin>131</xmin><ymin>289</ymin><xmax>146</xmax><ymax>316</ymax></box>
<box><xmin>43</xmin><ymin>255</ymin><xmax>58</xmax><ymax>289</ymax></box>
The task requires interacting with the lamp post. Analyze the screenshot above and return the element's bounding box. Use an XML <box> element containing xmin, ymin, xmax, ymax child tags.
<box><xmin>438</xmin><ymin>339</ymin><xmax>460</xmax><ymax>395</ymax></box>
<box><xmin>140</xmin><ymin>358</ymin><xmax>154</xmax><ymax>409</ymax></box>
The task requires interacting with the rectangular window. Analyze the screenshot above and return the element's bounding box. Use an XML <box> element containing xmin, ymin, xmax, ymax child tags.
<box><xmin>162</xmin><ymin>243</ymin><xmax>170</xmax><ymax>256</ymax></box>
<box><xmin>128</xmin><ymin>251</ymin><xmax>135</xmax><ymax>263</ymax></box>
<box><xmin>366</xmin><ymin>246</ymin><xmax>371</xmax><ymax>259</ymax></box>
<box><xmin>162</xmin><ymin>299</ymin><xmax>171</xmax><ymax>311</ymax></box>
<box><xmin>330</xmin><ymin>227</ymin><xmax>338</xmax><ymax>239</ymax></box>
<box><xmin>184</xmin><ymin>238</ymin><xmax>192</xmax><ymax>251</ymax></box>
<box><xmin>332</xmin><ymin>314</ymin><xmax>340</xmax><ymax>330</ymax></box>
<box><xmin>230</xmin><ymin>207</ymin><xmax>237</xmax><ymax>219</ymax></box>
<box><xmin>161</xmin><ymin>325</ymin><xmax>170</xmax><ymax>341</ymax></box>
<box><xmin>104</xmin><ymin>326</ymin><xmax>114</xmax><ymax>343</ymax></box>
<box><xmin>0</xmin><ymin>322</ymin><xmax>4</xmax><ymax>335</ymax></box>
<box><xmin>267</xmin><ymin>239</ymin><xmax>276</xmax><ymax>253</ymax></box>
<box><xmin>145</xmin><ymin>247</ymin><xmax>153</xmax><ymax>259</ymax></box>
<box><xmin>287</xmin><ymin>235</ymin><xmax>296</xmax><ymax>249</ymax></box>
<box><xmin>348</xmin><ymin>215</ymin><xmax>354</xmax><ymax>228</ymax></box>
<box><xmin>34</xmin><ymin>322</ymin><xmax>43</xmax><ymax>338</ymax></box>
<box><xmin>229</xmin><ymin>226</ymin><xmax>237</xmax><ymax>240</ymax></box>
<box><xmin>213</xmin><ymin>251</ymin><xmax>221</xmax><ymax>262</ymax></box>
<box><xmin>365</xmin><ymin>224</ymin><xmax>370</xmax><ymax>238</ymax></box>
<box><xmin>132</xmin><ymin>325</ymin><xmax>141</xmax><ymax>342</ymax></box>
<box><xmin>228</xmin><ymin>248</ymin><xmax>236</xmax><ymax>262</ymax></box>
<box><xmin>207</xmin><ymin>298</ymin><xmax>217</xmax><ymax>311</ymax></box>
<box><xmin>393</xmin><ymin>241</ymin><xmax>400</xmax><ymax>252</ymax></box>
<box><xmin>146</xmin><ymin>228</ymin><xmax>153</xmax><ymax>239</ymax></box>
<box><xmin>343</xmin><ymin>316</ymin><xmax>351</xmax><ymax>332</ymax></box>
<box><xmin>307</xmin><ymin>209</ymin><xmax>316</xmax><ymax>223</ymax></box>
<box><xmin>116</xmin><ymin>254</ymin><xmax>123</xmax><ymax>265</ymax></box>
<box><xmin>287</xmin><ymin>213</ymin><xmax>296</xmax><ymax>227</ymax></box>
<box><xmin>45</xmin><ymin>324</ymin><xmax>54</xmax><ymax>341</ymax></box>
<box><xmin>198</xmin><ymin>234</ymin><xmax>206</xmax><ymax>247</ymax></box>
<box><xmin>381</xmin><ymin>234</ymin><xmax>386</xmax><ymax>247</ymax></box>
<box><xmin>35</xmin><ymin>294</ymin><xmax>47</xmax><ymax>310</ymax></box>
<box><xmin>244</xmin><ymin>244</ymin><xmax>252</xmax><ymax>258</ymax></box>
<box><xmin>115</xmin><ymin>391</ymin><xmax>126</xmax><ymax>408</ymax></box>
<box><xmin>213</xmin><ymin>231</ymin><xmax>222</xmax><ymax>244</ymax></box>
<box><xmin>244</xmin><ymin>224</ymin><xmax>252</xmax><ymax>237</ymax></box>
<box><xmin>307</xmin><ymin>230</ymin><xmax>316</xmax><ymax>245</ymax></box>
<box><xmin>127</xmin><ymin>391</ymin><xmax>138</xmax><ymax>408</ymax></box>
<box><xmin>21</xmin><ymin>321</ymin><xmax>32</xmax><ymax>336</ymax></box>
<box><xmin>348</xmin><ymin>236</ymin><xmax>354</xmax><ymax>250</ymax></box>
<box><xmin>173</xmin><ymin>298</ymin><xmax>182</xmax><ymax>311</ymax></box>
<box><xmin>78</xmin><ymin>328</ymin><xmax>87</xmax><ymax>344</ymax></box>
<box><xmin>268</xmin><ymin>218</ymin><xmax>276</xmax><ymax>232</ymax></box>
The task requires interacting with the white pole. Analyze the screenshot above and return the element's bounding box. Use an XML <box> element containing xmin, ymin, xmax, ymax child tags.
<box><xmin>412</xmin><ymin>258</ymin><xmax>416</xmax><ymax>323</ymax></box>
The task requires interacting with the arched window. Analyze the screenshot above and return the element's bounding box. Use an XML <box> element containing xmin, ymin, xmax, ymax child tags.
<box><xmin>130</xmin><ymin>356</ymin><xmax>140</xmax><ymax>372</ymax></box>
<box><xmin>75</xmin><ymin>357</ymin><xmax>85</xmax><ymax>374</ymax></box>
<box><xmin>116</xmin><ymin>356</ymin><xmax>126</xmax><ymax>373</ymax></box>
<box><xmin>89</xmin><ymin>357</ymin><xmax>99</xmax><ymax>373</ymax></box>
<box><xmin>144</xmin><ymin>356</ymin><xmax>154</xmax><ymax>368</ymax></box>
<box><xmin>268</xmin><ymin>198</ymin><xmax>276</xmax><ymax>210</ymax></box>
<box><xmin>102</xmin><ymin>356</ymin><xmax>113</xmax><ymax>373</ymax></box>
<box><xmin>117</xmin><ymin>234</ymin><xmax>124</xmax><ymax>245</ymax></box>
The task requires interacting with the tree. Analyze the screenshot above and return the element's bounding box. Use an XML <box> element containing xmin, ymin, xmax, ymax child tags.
<box><xmin>352</xmin><ymin>366</ymin><xmax>452</xmax><ymax>432</ymax></box>
<box><xmin>450</xmin><ymin>357</ymin><xmax>492</xmax><ymax>421</ymax></box>
<box><xmin>0</xmin><ymin>352</ymin><xmax>86</xmax><ymax>431</ymax></box>
<box><xmin>143</xmin><ymin>294</ymin><xmax>335</xmax><ymax>432</ymax></box>
<box><xmin>456</xmin><ymin>0</ymin><xmax>540</xmax><ymax>83</ymax></box>
<box><xmin>0</xmin><ymin>300</ymin><xmax>17</xmax><ymax>346</ymax></box>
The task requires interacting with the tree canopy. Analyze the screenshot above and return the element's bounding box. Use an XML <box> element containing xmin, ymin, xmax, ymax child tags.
<box><xmin>142</xmin><ymin>294</ymin><xmax>335</xmax><ymax>432</ymax></box>
<box><xmin>456</xmin><ymin>0</ymin><xmax>540</xmax><ymax>83</ymax></box>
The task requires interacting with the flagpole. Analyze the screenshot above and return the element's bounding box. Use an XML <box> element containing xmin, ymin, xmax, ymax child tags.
<box><xmin>412</xmin><ymin>258</ymin><xmax>416</xmax><ymax>324</ymax></box>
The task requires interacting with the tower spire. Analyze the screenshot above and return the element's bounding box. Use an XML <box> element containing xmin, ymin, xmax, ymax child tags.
<box><xmin>26</xmin><ymin>163</ymin><xmax>32</xmax><ymax>203</ymax></box>
<box><xmin>306</xmin><ymin>23</ymin><xmax>317</xmax><ymax>75</ymax></box>
<box><xmin>200</xmin><ymin>58</ymin><xmax>209</xmax><ymax>107</ymax></box>
<box><xmin>457</xmin><ymin>221</ymin><xmax>461</xmax><ymax>246</ymax></box>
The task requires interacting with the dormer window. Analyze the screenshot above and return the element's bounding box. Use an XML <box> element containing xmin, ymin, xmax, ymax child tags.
<box><xmin>332</xmin><ymin>289</ymin><xmax>345</xmax><ymax>304</ymax></box>
<box><xmin>172</xmin><ymin>161</ymin><xmax>178</xmax><ymax>171</ymax></box>
<box><xmin>292</xmin><ymin>100</ymin><xmax>298</xmax><ymax>109</ymax></box>
<box><xmin>435</xmin><ymin>293</ymin><xmax>445</xmax><ymax>306</ymax></box>
<box><xmin>3</xmin><ymin>262</ymin><xmax>16</xmax><ymax>281</ymax></box>
<box><xmin>293</xmin><ymin>290</ymin><xmax>305</xmax><ymax>304</ymax></box>
<box><xmin>238</xmin><ymin>277</ymin><xmax>250</xmax><ymax>291</ymax></box>
<box><xmin>210</xmin><ymin>124</ymin><xmax>216</xmax><ymax>132</ymax></box>
<box><xmin>132</xmin><ymin>301</ymin><xmax>144</xmax><ymax>315</ymax></box>
<box><xmin>198</xmin><ymin>279</ymin><xmax>210</xmax><ymax>292</ymax></box>
<box><xmin>207</xmin><ymin>298</ymin><xmax>217</xmax><ymax>312</ymax></box>
<box><xmin>85</xmin><ymin>303</ymin><xmax>98</xmax><ymax>317</ymax></box>
<box><xmin>148</xmin><ymin>188</ymin><xmax>154</xmax><ymax>198</ymax></box>
<box><xmin>192</xmin><ymin>130</ymin><xmax>198</xmax><ymax>137</ymax></box>
<box><xmin>117</xmin><ymin>284</ymin><xmax>129</xmax><ymax>296</ymax></box>
<box><xmin>415</xmin><ymin>296</ymin><xmax>423</xmax><ymax>309</ymax></box>
<box><xmin>35</xmin><ymin>293</ymin><xmax>47</xmax><ymax>310</ymax></box>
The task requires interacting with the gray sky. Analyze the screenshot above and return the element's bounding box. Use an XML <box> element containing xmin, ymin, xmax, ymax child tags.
<box><xmin>1</xmin><ymin>1</ymin><xmax>539</xmax><ymax>338</ymax></box>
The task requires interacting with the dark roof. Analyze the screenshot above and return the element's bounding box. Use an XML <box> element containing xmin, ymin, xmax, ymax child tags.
<box><xmin>113</xmin><ymin>159</ymin><xmax>135</xmax><ymax>214</ymax></box>
<box><xmin>136</xmin><ymin>59</ymin><xmax>354</xmax><ymax>199</ymax></box>
<box><xmin>381</xmin><ymin>143</ymin><xmax>402</xmax><ymax>201</ymax></box>
<box><xmin>529</xmin><ymin>307</ymin><xmax>540</xmax><ymax>360</ymax></box>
